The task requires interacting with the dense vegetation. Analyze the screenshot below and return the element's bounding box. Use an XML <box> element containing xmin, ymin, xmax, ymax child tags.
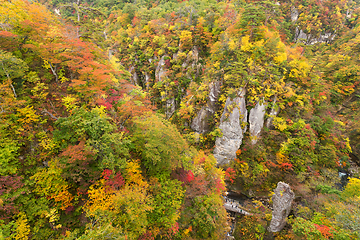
<box><xmin>1</xmin><ymin>0</ymin><xmax>360</xmax><ymax>239</ymax></box>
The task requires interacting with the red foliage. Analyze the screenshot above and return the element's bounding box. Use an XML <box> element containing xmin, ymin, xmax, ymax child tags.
<box><xmin>0</xmin><ymin>175</ymin><xmax>24</xmax><ymax>220</ymax></box>
<box><xmin>187</xmin><ymin>174</ymin><xmax>210</xmax><ymax>197</ymax></box>
<box><xmin>265</xmin><ymin>160</ymin><xmax>278</xmax><ymax>168</ymax></box>
<box><xmin>215</xmin><ymin>178</ymin><xmax>226</xmax><ymax>194</ymax></box>
<box><xmin>279</xmin><ymin>162</ymin><xmax>293</xmax><ymax>171</ymax></box>
<box><xmin>162</xmin><ymin>222</ymin><xmax>179</xmax><ymax>239</ymax></box>
<box><xmin>171</xmin><ymin>168</ymin><xmax>194</xmax><ymax>185</ymax></box>
<box><xmin>97</xmin><ymin>88</ymin><xmax>124</xmax><ymax>109</ymax></box>
<box><xmin>225</xmin><ymin>167</ymin><xmax>236</xmax><ymax>183</ymax></box>
<box><xmin>138</xmin><ymin>231</ymin><xmax>155</xmax><ymax>240</ymax></box>
<box><xmin>102</xmin><ymin>169</ymin><xmax>125</xmax><ymax>191</ymax></box>
<box><xmin>60</xmin><ymin>141</ymin><xmax>91</xmax><ymax>164</ymax></box>
<box><xmin>106</xmin><ymin>172</ymin><xmax>125</xmax><ymax>190</ymax></box>
<box><xmin>186</xmin><ymin>171</ymin><xmax>195</xmax><ymax>183</ymax></box>
<box><xmin>132</xmin><ymin>16</ymin><xmax>140</xmax><ymax>26</ymax></box>
<box><xmin>102</xmin><ymin>169</ymin><xmax>112</xmax><ymax>180</ymax></box>
<box><xmin>165</xmin><ymin>59</ymin><xmax>171</xmax><ymax>67</ymax></box>
<box><xmin>0</xmin><ymin>31</ymin><xmax>17</xmax><ymax>38</ymax></box>
<box><xmin>314</xmin><ymin>224</ymin><xmax>333</xmax><ymax>239</ymax></box>
<box><xmin>319</xmin><ymin>91</ymin><xmax>327</xmax><ymax>97</ymax></box>
<box><xmin>65</xmin><ymin>205</ymin><xmax>75</xmax><ymax>214</ymax></box>
<box><xmin>98</xmin><ymin>99</ymin><xmax>113</xmax><ymax>109</ymax></box>
<box><xmin>59</xmin><ymin>141</ymin><xmax>98</xmax><ymax>189</ymax></box>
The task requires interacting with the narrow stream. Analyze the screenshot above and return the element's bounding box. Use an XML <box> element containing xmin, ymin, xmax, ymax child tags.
<box><xmin>224</xmin><ymin>191</ymin><xmax>252</xmax><ymax>238</ymax></box>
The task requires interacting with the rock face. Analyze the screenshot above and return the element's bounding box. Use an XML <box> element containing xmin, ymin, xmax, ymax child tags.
<box><xmin>128</xmin><ymin>66</ymin><xmax>140</xmax><ymax>86</ymax></box>
<box><xmin>291</xmin><ymin>6</ymin><xmax>299</xmax><ymax>21</ymax></box>
<box><xmin>213</xmin><ymin>89</ymin><xmax>247</xmax><ymax>165</ymax></box>
<box><xmin>249</xmin><ymin>100</ymin><xmax>267</xmax><ymax>144</ymax></box>
<box><xmin>165</xmin><ymin>97</ymin><xmax>176</xmax><ymax>119</ymax></box>
<box><xmin>144</xmin><ymin>72</ymin><xmax>151</xmax><ymax>90</ymax></box>
<box><xmin>155</xmin><ymin>55</ymin><xmax>167</xmax><ymax>82</ymax></box>
<box><xmin>268</xmin><ymin>182</ymin><xmax>295</xmax><ymax>233</ymax></box>
<box><xmin>291</xmin><ymin>6</ymin><xmax>335</xmax><ymax>44</ymax></box>
<box><xmin>154</xmin><ymin>55</ymin><xmax>175</xmax><ymax>118</ymax></box>
<box><xmin>191</xmin><ymin>82</ymin><xmax>221</xmax><ymax>133</ymax></box>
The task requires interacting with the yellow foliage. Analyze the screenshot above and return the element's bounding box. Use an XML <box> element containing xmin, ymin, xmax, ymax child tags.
<box><xmin>0</xmin><ymin>0</ymin><xmax>28</xmax><ymax>27</ymax></box>
<box><xmin>276</xmin><ymin>152</ymin><xmax>289</xmax><ymax>164</ymax></box>
<box><xmin>62</xmin><ymin>95</ymin><xmax>77</xmax><ymax>111</ymax></box>
<box><xmin>31</xmin><ymin>82</ymin><xmax>49</xmax><ymax>100</ymax></box>
<box><xmin>342</xmin><ymin>177</ymin><xmax>360</xmax><ymax>198</ymax></box>
<box><xmin>31</xmin><ymin>160</ymin><xmax>74</xmax><ymax>210</ymax></box>
<box><xmin>37</xmin><ymin>131</ymin><xmax>56</xmax><ymax>151</ymax></box>
<box><xmin>274</xmin><ymin>52</ymin><xmax>287</xmax><ymax>63</ymax></box>
<box><xmin>14</xmin><ymin>212</ymin><xmax>30</xmax><ymax>240</ymax></box>
<box><xmin>254</xmin><ymin>39</ymin><xmax>264</xmax><ymax>47</ymax></box>
<box><xmin>52</xmin><ymin>190</ymin><xmax>74</xmax><ymax>211</ymax></box>
<box><xmin>213</xmin><ymin>60</ymin><xmax>220</xmax><ymax>69</ymax></box>
<box><xmin>126</xmin><ymin>160</ymin><xmax>147</xmax><ymax>187</ymax></box>
<box><xmin>46</xmin><ymin>25</ymin><xmax>63</xmax><ymax>40</ymax></box>
<box><xmin>289</xmin><ymin>59</ymin><xmax>310</xmax><ymax>78</ymax></box>
<box><xmin>273</xmin><ymin>117</ymin><xmax>287</xmax><ymax>131</ymax></box>
<box><xmin>112</xmin><ymin>183</ymin><xmax>153</xmax><ymax>239</ymax></box>
<box><xmin>237</xmin><ymin>161</ymin><xmax>250</xmax><ymax>178</ymax></box>
<box><xmin>85</xmin><ymin>179</ymin><xmax>115</xmax><ymax>216</ymax></box>
<box><xmin>17</xmin><ymin>106</ymin><xmax>39</xmax><ymax>125</ymax></box>
<box><xmin>343</xmin><ymin>137</ymin><xmax>352</xmax><ymax>153</ymax></box>
<box><xmin>241</xmin><ymin>35</ymin><xmax>252</xmax><ymax>52</ymax></box>
<box><xmin>92</xmin><ymin>105</ymin><xmax>107</xmax><ymax>117</ymax></box>
<box><xmin>158</xmin><ymin>48</ymin><xmax>164</xmax><ymax>56</ymax></box>
<box><xmin>283</xmin><ymin>86</ymin><xmax>296</xmax><ymax>98</ymax></box>
<box><xmin>228</xmin><ymin>39</ymin><xmax>237</xmax><ymax>51</ymax></box>
<box><xmin>45</xmin><ymin>208</ymin><xmax>62</xmax><ymax>229</ymax></box>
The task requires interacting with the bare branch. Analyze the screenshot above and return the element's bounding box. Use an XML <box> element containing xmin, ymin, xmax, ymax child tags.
<box><xmin>42</xmin><ymin>109</ymin><xmax>59</xmax><ymax>120</ymax></box>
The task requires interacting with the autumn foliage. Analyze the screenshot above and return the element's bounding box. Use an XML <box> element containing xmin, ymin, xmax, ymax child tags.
<box><xmin>1</xmin><ymin>0</ymin><xmax>360</xmax><ymax>239</ymax></box>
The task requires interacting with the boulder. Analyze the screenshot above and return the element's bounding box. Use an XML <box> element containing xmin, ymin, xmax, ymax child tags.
<box><xmin>213</xmin><ymin>89</ymin><xmax>247</xmax><ymax>165</ymax></box>
<box><xmin>268</xmin><ymin>182</ymin><xmax>295</xmax><ymax>233</ymax></box>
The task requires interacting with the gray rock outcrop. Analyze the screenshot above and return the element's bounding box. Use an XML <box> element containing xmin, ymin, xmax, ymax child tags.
<box><xmin>213</xmin><ymin>89</ymin><xmax>247</xmax><ymax>165</ymax></box>
<box><xmin>179</xmin><ymin>46</ymin><xmax>202</xmax><ymax>80</ymax></box>
<box><xmin>249</xmin><ymin>99</ymin><xmax>267</xmax><ymax>144</ymax></box>
<box><xmin>155</xmin><ymin>55</ymin><xmax>167</xmax><ymax>82</ymax></box>
<box><xmin>165</xmin><ymin>97</ymin><xmax>176</xmax><ymax>119</ymax></box>
<box><xmin>291</xmin><ymin>6</ymin><xmax>299</xmax><ymax>22</ymax></box>
<box><xmin>291</xmin><ymin>6</ymin><xmax>335</xmax><ymax>44</ymax></box>
<box><xmin>191</xmin><ymin>82</ymin><xmax>221</xmax><ymax>133</ymax></box>
<box><xmin>143</xmin><ymin>72</ymin><xmax>151</xmax><ymax>89</ymax></box>
<box><xmin>154</xmin><ymin>55</ymin><xmax>175</xmax><ymax>118</ymax></box>
<box><xmin>128</xmin><ymin>66</ymin><xmax>140</xmax><ymax>86</ymax></box>
<box><xmin>268</xmin><ymin>182</ymin><xmax>295</xmax><ymax>233</ymax></box>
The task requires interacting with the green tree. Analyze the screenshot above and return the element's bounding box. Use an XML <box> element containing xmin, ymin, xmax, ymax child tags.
<box><xmin>131</xmin><ymin>113</ymin><xmax>191</xmax><ymax>177</ymax></box>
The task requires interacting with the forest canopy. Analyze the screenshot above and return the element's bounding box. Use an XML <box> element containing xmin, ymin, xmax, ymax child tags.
<box><xmin>1</xmin><ymin>0</ymin><xmax>360</xmax><ymax>239</ymax></box>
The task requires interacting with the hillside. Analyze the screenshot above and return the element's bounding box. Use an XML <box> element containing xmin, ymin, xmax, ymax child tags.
<box><xmin>1</xmin><ymin>0</ymin><xmax>360</xmax><ymax>239</ymax></box>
